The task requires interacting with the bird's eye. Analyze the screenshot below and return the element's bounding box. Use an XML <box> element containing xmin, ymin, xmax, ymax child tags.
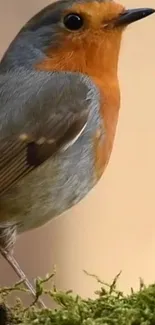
<box><xmin>63</xmin><ymin>13</ymin><xmax>84</xmax><ymax>31</ymax></box>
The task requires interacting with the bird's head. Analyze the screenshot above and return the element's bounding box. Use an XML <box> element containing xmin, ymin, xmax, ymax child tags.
<box><xmin>4</xmin><ymin>0</ymin><xmax>154</xmax><ymax>81</ymax></box>
<box><xmin>22</xmin><ymin>0</ymin><xmax>154</xmax><ymax>78</ymax></box>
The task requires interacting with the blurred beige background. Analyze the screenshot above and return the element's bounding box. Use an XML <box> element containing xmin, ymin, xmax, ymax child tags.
<box><xmin>0</xmin><ymin>0</ymin><xmax>155</xmax><ymax>304</ymax></box>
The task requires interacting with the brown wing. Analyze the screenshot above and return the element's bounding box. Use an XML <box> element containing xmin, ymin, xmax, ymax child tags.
<box><xmin>0</xmin><ymin>115</ymin><xmax>87</xmax><ymax>196</ymax></box>
<box><xmin>0</xmin><ymin>71</ymin><xmax>95</xmax><ymax>196</ymax></box>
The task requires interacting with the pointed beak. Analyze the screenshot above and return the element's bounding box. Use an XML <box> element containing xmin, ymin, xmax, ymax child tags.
<box><xmin>115</xmin><ymin>8</ymin><xmax>155</xmax><ymax>27</ymax></box>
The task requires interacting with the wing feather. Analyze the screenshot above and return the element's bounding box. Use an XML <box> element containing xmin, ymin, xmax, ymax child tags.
<box><xmin>0</xmin><ymin>70</ymin><xmax>96</xmax><ymax>195</ymax></box>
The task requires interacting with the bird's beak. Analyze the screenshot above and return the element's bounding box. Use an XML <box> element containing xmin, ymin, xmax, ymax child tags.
<box><xmin>114</xmin><ymin>8</ymin><xmax>155</xmax><ymax>27</ymax></box>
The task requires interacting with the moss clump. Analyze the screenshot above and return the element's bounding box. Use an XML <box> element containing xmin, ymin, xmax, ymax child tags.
<box><xmin>1</xmin><ymin>271</ymin><xmax>155</xmax><ymax>325</ymax></box>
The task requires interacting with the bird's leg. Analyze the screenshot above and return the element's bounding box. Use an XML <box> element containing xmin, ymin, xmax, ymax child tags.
<box><xmin>0</xmin><ymin>248</ymin><xmax>46</xmax><ymax>309</ymax></box>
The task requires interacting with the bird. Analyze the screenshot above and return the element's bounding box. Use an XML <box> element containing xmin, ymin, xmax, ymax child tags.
<box><xmin>0</xmin><ymin>0</ymin><xmax>154</xmax><ymax>307</ymax></box>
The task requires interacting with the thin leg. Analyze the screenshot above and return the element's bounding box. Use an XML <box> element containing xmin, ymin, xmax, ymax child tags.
<box><xmin>0</xmin><ymin>249</ymin><xmax>46</xmax><ymax>309</ymax></box>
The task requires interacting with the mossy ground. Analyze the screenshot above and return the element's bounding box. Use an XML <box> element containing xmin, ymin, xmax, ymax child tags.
<box><xmin>1</xmin><ymin>270</ymin><xmax>155</xmax><ymax>325</ymax></box>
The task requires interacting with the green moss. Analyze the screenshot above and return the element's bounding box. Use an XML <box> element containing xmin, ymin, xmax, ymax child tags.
<box><xmin>1</xmin><ymin>271</ymin><xmax>155</xmax><ymax>325</ymax></box>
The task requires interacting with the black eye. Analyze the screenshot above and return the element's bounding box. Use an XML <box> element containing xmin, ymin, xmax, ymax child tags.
<box><xmin>63</xmin><ymin>13</ymin><xmax>84</xmax><ymax>31</ymax></box>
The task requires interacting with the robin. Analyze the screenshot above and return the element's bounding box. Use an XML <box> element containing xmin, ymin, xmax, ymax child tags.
<box><xmin>0</xmin><ymin>0</ymin><xmax>154</xmax><ymax>306</ymax></box>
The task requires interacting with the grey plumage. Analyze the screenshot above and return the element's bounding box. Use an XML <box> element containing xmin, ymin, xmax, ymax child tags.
<box><xmin>0</xmin><ymin>67</ymin><xmax>103</xmax><ymax>254</ymax></box>
<box><xmin>0</xmin><ymin>69</ymin><xmax>102</xmax><ymax>241</ymax></box>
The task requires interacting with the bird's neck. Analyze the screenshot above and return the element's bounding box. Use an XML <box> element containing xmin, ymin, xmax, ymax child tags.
<box><xmin>36</xmin><ymin>31</ymin><xmax>121</xmax><ymax>112</ymax></box>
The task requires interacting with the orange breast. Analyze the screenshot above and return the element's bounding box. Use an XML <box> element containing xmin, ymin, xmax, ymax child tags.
<box><xmin>92</xmin><ymin>76</ymin><xmax>120</xmax><ymax>180</ymax></box>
